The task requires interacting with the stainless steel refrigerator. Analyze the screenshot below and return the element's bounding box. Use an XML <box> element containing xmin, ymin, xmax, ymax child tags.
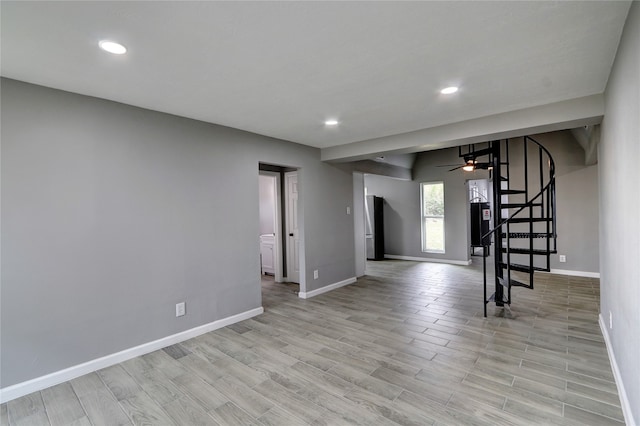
<box><xmin>365</xmin><ymin>195</ymin><xmax>384</xmax><ymax>260</ymax></box>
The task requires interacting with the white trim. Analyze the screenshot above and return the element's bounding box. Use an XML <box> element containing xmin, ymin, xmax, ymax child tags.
<box><xmin>545</xmin><ymin>269</ymin><xmax>600</xmax><ymax>278</ymax></box>
<box><xmin>599</xmin><ymin>314</ymin><xmax>635</xmax><ymax>426</ymax></box>
<box><xmin>298</xmin><ymin>277</ymin><xmax>356</xmax><ymax>299</ymax></box>
<box><xmin>0</xmin><ymin>307</ymin><xmax>263</xmax><ymax>404</ymax></box>
<box><xmin>384</xmin><ymin>254</ymin><xmax>472</xmax><ymax>266</ymax></box>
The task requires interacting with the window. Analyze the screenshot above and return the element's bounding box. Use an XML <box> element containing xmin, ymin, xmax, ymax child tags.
<box><xmin>421</xmin><ymin>182</ymin><xmax>444</xmax><ymax>252</ymax></box>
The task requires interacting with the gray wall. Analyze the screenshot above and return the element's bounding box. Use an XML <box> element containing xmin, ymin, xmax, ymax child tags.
<box><xmin>0</xmin><ymin>78</ymin><xmax>355</xmax><ymax>387</ymax></box>
<box><xmin>364</xmin><ymin>131</ymin><xmax>599</xmax><ymax>271</ymax></box>
<box><xmin>352</xmin><ymin>173</ymin><xmax>366</xmax><ymax>277</ymax></box>
<box><xmin>365</xmin><ymin>147</ymin><xmax>482</xmax><ymax>263</ymax></box>
<box><xmin>505</xmin><ymin>131</ymin><xmax>600</xmax><ymax>273</ymax></box>
<box><xmin>600</xmin><ymin>2</ymin><xmax>639</xmax><ymax>423</ymax></box>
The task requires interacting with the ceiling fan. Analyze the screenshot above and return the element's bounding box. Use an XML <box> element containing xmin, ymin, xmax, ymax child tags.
<box><xmin>437</xmin><ymin>154</ymin><xmax>492</xmax><ymax>172</ymax></box>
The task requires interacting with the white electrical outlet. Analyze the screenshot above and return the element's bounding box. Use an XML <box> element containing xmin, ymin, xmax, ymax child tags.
<box><xmin>559</xmin><ymin>255</ymin><xmax>566</xmax><ymax>263</ymax></box>
<box><xmin>609</xmin><ymin>311</ymin><xmax>613</xmax><ymax>329</ymax></box>
<box><xmin>313</xmin><ymin>270</ymin><xmax>319</xmax><ymax>279</ymax></box>
<box><xmin>346</xmin><ymin>206</ymin><xmax>351</xmax><ymax>215</ymax></box>
<box><xmin>176</xmin><ymin>302</ymin><xmax>186</xmax><ymax>317</ymax></box>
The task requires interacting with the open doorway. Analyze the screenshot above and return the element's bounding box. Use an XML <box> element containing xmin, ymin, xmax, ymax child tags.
<box><xmin>468</xmin><ymin>178</ymin><xmax>493</xmax><ymax>257</ymax></box>
<box><xmin>258</xmin><ymin>164</ymin><xmax>300</xmax><ymax>290</ymax></box>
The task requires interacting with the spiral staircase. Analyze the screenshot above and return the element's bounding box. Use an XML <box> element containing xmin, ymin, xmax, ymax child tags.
<box><xmin>461</xmin><ymin>137</ymin><xmax>557</xmax><ymax>316</ymax></box>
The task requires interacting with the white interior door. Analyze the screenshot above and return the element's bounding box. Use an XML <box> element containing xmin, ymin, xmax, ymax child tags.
<box><xmin>285</xmin><ymin>172</ymin><xmax>300</xmax><ymax>283</ymax></box>
<box><xmin>259</xmin><ymin>171</ymin><xmax>283</xmax><ymax>282</ymax></box>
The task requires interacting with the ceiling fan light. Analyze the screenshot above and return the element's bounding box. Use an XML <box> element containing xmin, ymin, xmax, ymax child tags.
<box><xmin>462</xmin><ymin>164</ymin><xmax>475</xmax><ymax>172</ymax></box>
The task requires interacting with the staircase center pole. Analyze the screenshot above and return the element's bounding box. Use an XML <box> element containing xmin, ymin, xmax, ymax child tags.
<box><xmin>492</xmin><ymin>140</ymin><xmax>504</xmax><ymax>307</ymax></box>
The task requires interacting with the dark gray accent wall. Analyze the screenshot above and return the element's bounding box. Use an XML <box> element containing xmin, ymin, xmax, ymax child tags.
<box><xmin>0</xmin><ymin>78</ymin><xmax>355</xmax><ymax>387</ymax></box>
<box><xmin>600</xmin><ymin>2</ymin><xmax>639</xmax><ymax>423</ymax></box>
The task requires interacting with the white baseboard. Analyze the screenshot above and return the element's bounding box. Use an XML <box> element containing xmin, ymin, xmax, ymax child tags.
<box><xmin>0</xmin><ymin>307</ymin><xmax>264</xmax><ymax>404</ymax></box>
<box><xmin>384</xmin><ymin>254</ymin><xmax>472</xmax><ymax>266</ymax></box>
<box><xmin>298</xmin><ymin>277</ymin><xmax>356</xmax><ymax>299</ymax></box>
<box><xmin>599</xmin><ymin>314</ymin><xmax>635</xmax><ymax>426</ymax></box>
<box><xmin>547</xmin><ymin>269</ymin><xmax>600</xmax><ymax>278</ymax></box>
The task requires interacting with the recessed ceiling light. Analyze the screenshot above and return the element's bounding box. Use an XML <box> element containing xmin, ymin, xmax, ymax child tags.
<box><xmin>440</xmin><ymin>86</ymin><xmax>459</xmax><ymax>95</ymax></box>
<box><xmin>99</xmin><ymin>40</ymin><xmax>127</xmax><ymax>55</ymax></box>
<box><xmin>324</xmin><ymin>119</ymin><xmax>339</xmax><ymax>126</ymax></box>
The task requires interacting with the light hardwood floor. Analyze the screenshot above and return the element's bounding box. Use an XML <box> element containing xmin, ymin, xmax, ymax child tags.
<box><xmin>2</xmin><ymin>259</ymin><xmax>624</xmax><ymax>425</ymax></box>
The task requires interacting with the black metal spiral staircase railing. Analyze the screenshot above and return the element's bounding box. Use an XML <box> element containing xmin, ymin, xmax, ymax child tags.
<box><xmin>463</xmin><ymin>137</ymin><xmax>557</xmax><ymax>317</ymax></box>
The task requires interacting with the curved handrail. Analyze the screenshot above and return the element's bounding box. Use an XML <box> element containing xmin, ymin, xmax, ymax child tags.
<box><xmin>481</xmin><ymin>179</ymin><xmax>554</xmax><ymax>240</ymax></box>
<box><xmin>481</xmin><ymin>135</ymin><xmax>556</xmax><ymax>240</ymax></box>
<box><xmin>527</xmin><ymin>135</ymin><xmax>556</xmax><ymax>175</ymax></box>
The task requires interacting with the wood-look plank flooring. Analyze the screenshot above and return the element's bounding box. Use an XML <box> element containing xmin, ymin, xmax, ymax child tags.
<box><xmin>2</xmin><ymin>259</ymin><xmax>624</xmax><ymax>425</ymax></box>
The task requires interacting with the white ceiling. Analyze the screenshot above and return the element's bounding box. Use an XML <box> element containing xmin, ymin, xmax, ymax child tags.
<box><xmin>1</xmin><ymin>1</ymin><xmax>631</xmax><ymax>155</ymax></box>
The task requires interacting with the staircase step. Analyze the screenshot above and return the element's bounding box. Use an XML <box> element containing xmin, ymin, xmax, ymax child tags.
<box><xmin>499</xmin><ymin>262</ymin><xmax>548</xmax><ymax>273</ymax></box>
<box><xmin>501</xmin><ymin>232</ymin><xmax>554</xmax><ymax>239</ymax></box>
<box><xmin>498</xmin><ymin>277</ymin><xmax>532</xmax><ymax>289</ymax></box>
<box><xmin>500</xmin><ymin>248</ymin><xmax>555</xmax><ymax>255</ymax></box>
<box><xmin>501</xmin><ymin>203</ymin><xmax>543</xmax><ymax>208</ymax></box>
<box><xmin>500</xmin><ymin>189</ymin><xmax>526</xmax><ymax>195</ymax></box>
<box><xmin>501</xmin><ymin>217</ymin><xmax>552</xmax><ymax>223</ymax></box>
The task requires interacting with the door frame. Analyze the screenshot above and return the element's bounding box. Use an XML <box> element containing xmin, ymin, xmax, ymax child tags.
<box><xmin>466</xmin><ymin>178</ymin><xmax>493</xmax><ymax>257</ymax></box>
<box><xmin>284</xmin><ymin>171</ymin><xmax>300</xmax><ymax>284</ymax></box>
<box><xmin>259</xmin><ymin>171</ymin><xmax>283</xmax><ymax>283</ymax></box>
<box><xmin>353</xmin><ymin>172</ymin><xmax>366</xmax><ymax>277</ymax></box>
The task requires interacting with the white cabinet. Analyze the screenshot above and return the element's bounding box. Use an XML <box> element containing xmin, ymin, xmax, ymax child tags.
<box><xmin>260</xmin><ymin>234</ymin><xmax>275</xmax><ymax>275</ymax></box>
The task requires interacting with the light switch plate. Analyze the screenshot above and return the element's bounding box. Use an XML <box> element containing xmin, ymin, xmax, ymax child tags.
<box><xmin>176</xmin><ymin>302</ymin><xmax>186</xmax><ymax>317</ymax></box>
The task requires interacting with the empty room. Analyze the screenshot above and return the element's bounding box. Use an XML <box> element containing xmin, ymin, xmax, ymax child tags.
<box><xmin>1</xmin><ymin>2</ymin><xmax>638</xmax><ymax>425</ymax></box>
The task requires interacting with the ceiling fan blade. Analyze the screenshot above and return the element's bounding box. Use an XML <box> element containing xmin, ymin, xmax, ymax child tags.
<box><xmin>448</xmin><ymin>165</ymin><xmax>465</xmax><ymax>171</ymax></box>
<box><xmin>436</xmin><ymin>164</ymin><xmax>465</xmax><ymax>167</ymax></box>
<box><xmin>475</xmin><ymin>162</ymin><xmax>492</xmax><ymax>169</ymax></box>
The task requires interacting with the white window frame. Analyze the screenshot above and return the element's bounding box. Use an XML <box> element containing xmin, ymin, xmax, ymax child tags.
<box><xmin>421</xmin><ymin>181</ymin><xmax>445</xmax><ymax>253</ymax></box>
